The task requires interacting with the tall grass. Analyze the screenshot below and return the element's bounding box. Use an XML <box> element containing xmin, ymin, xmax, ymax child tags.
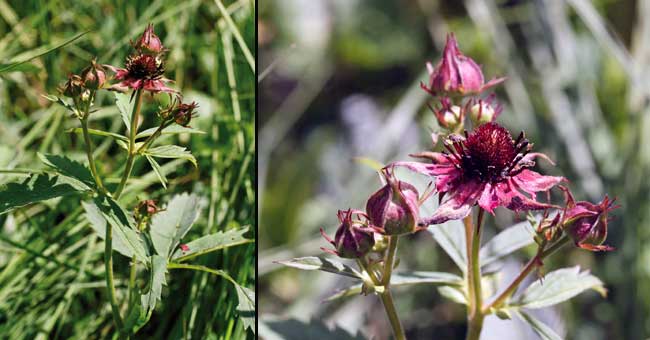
<box><xmin>0</xmin><ymin>0</ymin><xmax>255</xmax><ymax>338</ymax></box>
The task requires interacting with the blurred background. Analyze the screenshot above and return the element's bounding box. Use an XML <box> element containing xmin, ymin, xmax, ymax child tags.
<box><xmin>0</xmin><ymin>0</ymin><xmax>254</xmax><ymax>338</ymax></box>
<box><xmin>259</xmin><ymin>0</ymin><xmax>647</xmax><ymax>339</ymax></box>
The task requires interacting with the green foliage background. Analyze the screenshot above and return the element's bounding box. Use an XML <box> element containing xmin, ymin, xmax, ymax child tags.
<box><xmin>0</xmin><ymin>0</ymin><xmax>255</xmax><ymax>338</ymax></box>
<box><xmin>259</xmin><ymin>0</ymin><xmax>645</xmax><ymax>339</ymax></box>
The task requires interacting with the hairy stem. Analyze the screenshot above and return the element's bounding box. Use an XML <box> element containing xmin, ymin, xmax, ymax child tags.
<box><xmin>378</xmin><ymin>290</ymin><xmax>406</xmax><ymax>340</ymax></box>
<box><xmin>113</xmin><ymin>89</ymin><xmax>143</xmax><ymax>199</ymax></box>
<box><xmin>383</xmin><ymin>236</ymin><xmax>399</xmax><ymax>285</ymax></box>
<box><xmin>466</xmin><ymin>209</ymin><xmax>485</xmax><ymax>340</ymax></box>
<box><xmin>105</xmin><ymin>223</ymin><xmax>124</xmax><ymax>336</ymax></box>
<box><xmin>358</xmin><ymin>255</ymin><xmax>405</xmax><ymax>340</ymax></box>
<box><xmin>80</xmin><ymin>117</ymin><xmax>106</xmax><ymax>192</ymax></box>
<box><xmin>482</xmin><ymin>235</ymin><xmax>570</xmax><ymax>313</ymax></box>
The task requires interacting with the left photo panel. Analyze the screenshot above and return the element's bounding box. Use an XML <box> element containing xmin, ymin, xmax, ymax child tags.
<box><xmin>0</xmin><ymin>1</ymin><xmax>255</xmax><ymax>338</ymax></box>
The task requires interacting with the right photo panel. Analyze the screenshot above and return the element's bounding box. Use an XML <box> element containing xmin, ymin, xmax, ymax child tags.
<box><xmin>259</xmin><ymin>1</ymin><xmax>639</xmax><ymax>339</ymax></box>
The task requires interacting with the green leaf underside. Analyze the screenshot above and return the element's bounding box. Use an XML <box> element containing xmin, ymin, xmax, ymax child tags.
<box><xmin>115</xmin><ymin>92</ymin><xmax>134</xmax><ymax>132</ymax></box>
<box><xmin>38</xmin><ymin>153</ymin><xmax>96</xmax><ymax>190</ymax></box>
<box><xmin>236</xmin><ymin>284</ymin><xmax>256</xmax><ymax>333</ymax></box>
<box><xmin>136</xmin><ymin>125</ymin><xmax>206</xmax><ymax>139</ymax></box>
<box><xmin>83</xmin><ymin>201</ymin><xmax>135</xmax><ymax>258</ymax></box>
<box><xmin>438</xmin><ymin>285</ymin><xmax>468</xmax><ymax>305</ymax></box>
<box><xmin>0</xmin><ymin>173</ymin><xmax>88</xmax><ymax>214</ymax></box>
<box><xmin>141</xmin><ymin>255</ymin><xmax>168</xmax><ymax>313</ymax></box>
<box><xmin>88</xmin><ymin>195</ymin><xmax>148</xmax><ymax>262</ymax></box>
<box><xmin>171</xmin><ymin>226</ymin><xmax>252</xmax><ymax>262</ymax></box>
<box><xmin>480</xmin><ymin>220</ymin><xmax>536</xmax><ymax>268</ymax></box>
<box><xmin>150</xmin><ymin>193</ymin><xmax>201</xmax><ymax>258</ymax></box>
<box><xmin>513</xmin><ymin>310</ymin><xmax>563</xmax><ymax>340</ymax></box>
<box><xmin>145</xmin><ymin>155</ymin><xmax>167</xmax><ymax>189</ymax></box>
<box><xmin>276</xmin><ymin>257</ymin><xmax>362</xmax><ymax>279</ymax></box>
<box><xmin>0</xmin><ymin>30</ymin><xmax>89</xmax><ymax>73</ymax></box>
<box><xmin>511</xmin><ymin>266</ymin><xmax>606</xmax><ymax>309</ymax></box>
<box><xmin>428</xmin><ymin>220</ymin><xmax>467</xmax><ymax>272</ymax></box>
<box><xmin>144</xmin><ymin>145</ymin><xmax>197</xmax><ymax>167</ymax></box>
<box><xmin>260</xmin><ymin>318</ymin><xmax>364</xmax><ymax>340</ymax></box>
<box><xmin>66</xmin><ymin>127</ymin><xmax>128</xmax><ymax>142</ymax></box>
<box><xmin>325</xmin><ymin>271</ymin><xmax>464</xmax><ymax>301</ymax></box>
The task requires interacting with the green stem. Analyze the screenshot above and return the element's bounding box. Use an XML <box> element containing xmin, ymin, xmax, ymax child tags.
<box><xmin>113</xmin><ymin>89</ymin><xmax>143</xmax><ymax>199</ymax></box>
<box><xmin>482</xmin><ymin>235</ymin><xmax>570</xmax><ymax>313</ymax></box>
<box><xmin>462</xmin><ymin>215</ymin><xmax>475</xmax><ymax>313</ymax></box>
<box><xmin>466</xmin><ymin>209</ymin><xmax>485</xmax><ymax>340</ymax></box>
<box><xmin>358</xmin><ymin>256</ymin><xmax>405</xmax><ymax>340</ymax></box>
<box><xmin>378</xmin><ymin>290</ymin><xmax>406</xmax><ymax>340</ymax></box>
<box><xmin>80</xmin><ymin>117</ymin><xmax>106</xmax><ymax>192</ymax></box>
<box><xmin>105</xmin><ymin>223</ymin><xmax>124</xmax><ymax>335</ymax></box>
<box><xmin>382</xmin><ymin>236</ymin><xmax>399</xmax><ymax>285</ymax></box>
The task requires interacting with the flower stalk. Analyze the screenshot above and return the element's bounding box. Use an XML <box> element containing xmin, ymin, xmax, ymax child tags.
<box><xmin>114</xmin><ymin>89</ymin><xmax>143</xmax><ymax>199</ymax></box>
<box><xmin>466</xmin><ymin>209</ymin><xmax>485</xmax><ymax>340</ymax></box>
<box><xmin>358</xmin><ymin>255</ymin><xmax>406</xmax><ymax>340</ymax></box>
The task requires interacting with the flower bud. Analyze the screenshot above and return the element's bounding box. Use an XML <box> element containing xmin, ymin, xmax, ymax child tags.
<box><xmin>366</xmin><ymin>167</ymin><xmax>420</xmax><ymax>235</ymax></box>
<box><xmin>421</xmin><ymin>33</ymin><xmax>505</xmax><ymax>96</ymax></box>
<box><xmin>468</xmin><ymin>95</ymin><xmax>502</xmax><ymax>126</ymax></box>
<box><xmin>134</xmin><ymin>199</ymin><xmax>160</xmax><ymax>222</ymax></box>
<box><xmin>80</xmin><ymin>59</ymin><xmax>107</xmax><ymax>90</ymax></box>
<box><xmin>321</xmin><ymin>209</ymin><xmax>375</xmax><ymax>259</ymax></box>
<box><xmin>561</xmin><ymin>190</ymin><xmax>618</xmax><ymax>252</ymax></box>
<box><xmin>174</xmin><ymin>101</ymin><xmax>199</xmax><ymax>127</ymax></box>
<box><xmin>60</xmin><ymin>74</ymin><xmax>85</xmax><ymax>98</ymax></box>
<box><xmin>430</xmin><ymin>97</ymin><xmax>462</xmax><ymax>130</ymax></box>
<box><xmin>134</xmin><ymin>24</ymin><xmax>164</xmax><ymax>54</ymax></box>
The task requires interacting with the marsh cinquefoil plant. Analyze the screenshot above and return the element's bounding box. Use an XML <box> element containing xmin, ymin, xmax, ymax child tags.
<box><xmin>280</xmin><ymin>33</ymin><xmax>618</xmax><ymax>340</ymax></box>
<box><xmin>0</xmin><ymin>25</ymin><xmax>254</xmax><ymax>338</ymax></box>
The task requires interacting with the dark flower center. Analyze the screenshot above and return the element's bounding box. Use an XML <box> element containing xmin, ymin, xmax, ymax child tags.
<box><xmin>445</xmin><ymin>122</ymin><xmax>531</xmax><ymax>183</ymax></box>
<box><xmin>125</xmin><ymin>54</ymin><xmax>164</xmax><ymax>80</ymax></box>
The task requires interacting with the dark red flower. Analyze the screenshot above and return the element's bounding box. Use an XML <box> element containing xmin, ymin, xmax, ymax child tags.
<box><xmin>561</xmin><ymin>189</ymin><xmax>618</xmax><ymax>252</ymax></box>
<box><xmin>106</xmin><ymin>54</ymin><xmax>175</xmax><ymax>93</ymax></box>
<box><xmin>133</xmin><ymin>24</ymin><xmax>164</xmax><ymax>54</ymax></box>
<box><xmin>421</xmin><ymin>33</ymin><xmax>505</xmax><ymax>96</ymax></box>
<box><xmin>321</xmin><ymin>209</ymin><xmax>375</xmax><ymax>259</ymax></box>
<box><xmin>395</xmin><ymin>122</ymin><xmax>565</xmax><ymax>225</ymax></box>
<box><xmin>366</xmin><ymin>167</ymin><xmax>422</xmax><ymax>235</ymax></box>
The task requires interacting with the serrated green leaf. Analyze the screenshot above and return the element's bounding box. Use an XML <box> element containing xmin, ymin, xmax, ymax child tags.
<box><xmin>325</xmin><ymin>271</ymin><xmax>463</xmax><ymax>301</ymax></box>
<box><xmin>136</xmin><ymin>125</ymin><xmax>206</xmax><ymax>139</ymax></box>
<box><xmin>123</xmin><ymin>297</ymin><xmax>148</xmax><ymax>335</ymax></box>
<box><xmin>276</xmin><ymin>256</ymin><xmax>362</xmax><ymax>279</ymax></box>
<box><xmin>428</xmin><ymin>220</ymin><xmax>467</xmax><ymax>273</ymax></box>
<box><xmin>513</xmin><ymin>310</ymin><xmax>563</xmax><ymax>340</ymax></box>
<box><xmin>480</xmin><ymin>220</ymin><xmax>535</xmax><ymax>268</ymax></box>
<box><xmin>0</xmin><ymin>30</ymin><xmax>89</xmax><ymax>73</ymax></box>
<box><xmin>145</xmin><ymin>155</ymin><xmax>167</xmax><ymax>189</ymax></box>
<box><xmin>150</xmin><ymin>193</ymin><xmax>201</xmax><ymax>257</ymax></box>
<box><xmin>170</xmin><ymin>226</ymin><xmax>252</xmax><ymax>262</ymax></box>
<box><xmin>38</xmin><ymin>153</ymin><xmax>96</xmax><ymax>190</ymax></box>
<box><xmin>91</xmin><ymin>195</ymin><xmax>148</xmax><ymax>262</ymax></box>
<box><xmin>42</xmin><ymin>94</ymin><xmax>78</xmax><ymax>114</ymax></box>
<box><xmin>511</xmin><ymin>266</ymin><xmax>606</xmax><ymax>309</ymax></box>
<box><xmin>144</xmin><ymin>145</ymin><xmax>197</xmax><ymax>167</ymax></box>
<box><xmin>260</xmin><ymin>318</ymin><xmax>364</xmax><ymax>340</ymax></box>
<box><xmin>66</xmin><ymin>127</ymin><xmax>129</xmax><ymax>142</ymax></box>
<box><xmin>141</xmin><ymin>255</ymin><xmax>168</xmax><ymax>313</ymax></box>
<box><xmin>235</xmin><ymin>284</ymin><xmax>255</xmax><ymax>333</ymax></box>
<box><xmin>115</xmin><ymin>92</ymin><xmax>134</xmax><ymax>132</ymax></box>
<box><xmin>0</xmin><ymin>173</ymin><xmax>89</xmax><ymax>214</ymax></box>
